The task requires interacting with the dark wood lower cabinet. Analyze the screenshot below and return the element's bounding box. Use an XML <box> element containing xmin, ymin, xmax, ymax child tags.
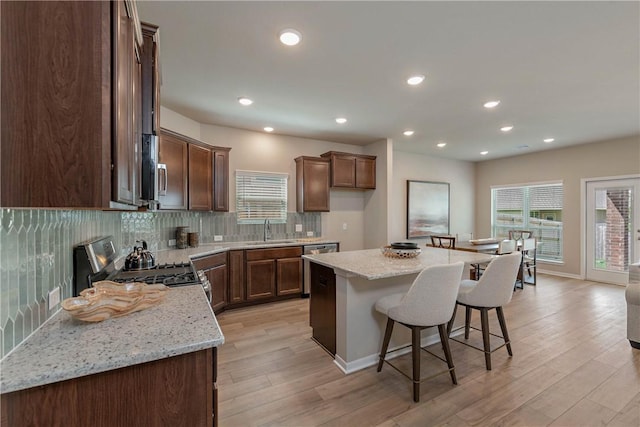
<box><xmin>192</xmin><ymin>253</ymin><xmax>228</xmax><ymax>313</ymax></box>
<box><xmin>310</xmin><ymin>262</ymin><xmax>336</xmax><ymax>355</ymax></box>
<box><xmin>246</xmin><ymin>259</ymin><xmax>276</xmax><ymax>300</ymax></box>
<box><xmin>277</xmin><ymin>257</ymin><xmax>303</xmax><ymax>295</ymax></box>
<box><xmin>1</xmin><ymin>348</ymin><xmax>217</xmax><ymax>427</ymax></box>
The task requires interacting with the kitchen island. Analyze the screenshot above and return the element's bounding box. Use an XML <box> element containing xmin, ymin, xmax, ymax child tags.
<box><xmin>1</xmin><ymin>285</ymin><xmax>223</xmax><ymax>427</ymax></box>
<box><xmin>303</xmin><ymin>247</ymin><xmax>495</xmax><ymax>374</ymax></box>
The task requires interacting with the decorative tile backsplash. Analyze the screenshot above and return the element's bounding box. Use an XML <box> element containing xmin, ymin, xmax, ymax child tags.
<box><xmin>0</xmin><ymin>208</ymin><xmax>320</xmax><ymax>359</ymax></box>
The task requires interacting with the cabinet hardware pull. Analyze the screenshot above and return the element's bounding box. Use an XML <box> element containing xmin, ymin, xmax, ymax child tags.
<box><xmin>158</xmin><ymin>163</ymin><xmax>167</xmax><ymax>196</ymax></box>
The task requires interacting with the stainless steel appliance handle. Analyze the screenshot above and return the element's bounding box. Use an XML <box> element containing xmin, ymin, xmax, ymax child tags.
<box><xmin>158</xmin><ymin>163</ymin><xmax>167</xmax><ymax>196</ymax></box>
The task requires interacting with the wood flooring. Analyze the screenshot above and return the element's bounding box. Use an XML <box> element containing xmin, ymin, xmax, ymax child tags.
<box><xmin>215</xmin><ymin>275</ymin><xmax>640</xmax><ymax>426</ymax></box>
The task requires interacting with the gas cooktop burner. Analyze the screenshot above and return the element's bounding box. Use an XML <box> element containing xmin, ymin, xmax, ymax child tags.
<box><xmin>112</xmin><ymin>262</ymin><xmax>198</xmax><ymax>287</ymax></box>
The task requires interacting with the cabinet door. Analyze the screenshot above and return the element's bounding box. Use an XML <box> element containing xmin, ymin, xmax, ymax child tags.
<box><xmin>276</xmin><ymin>257</ymin><xmax>302</xmax><ymax>295</ymax></box>
<box><xmin>204</xmin><ymin>264</ymin><xmax>227</xmax><ymax>313</ymax></box>
<box><xmin>189</xmin><ymin>144</ymin><xmax>213</xmax><ymax>211</ymax></box>
<box><xmin>213</xmin><ymin>150</ymin><xmax>230</xmax><ymax>211</ymax></box>
<box><xmin>141</xmin><ymin>23</ymin><xmax>160</xmax><ymax>135</ymax></box>
<box><xmin>309</xmin><ymin>262</ymin><xmax>336</xmax><ymax>355</ymax></box>
<box><xmin>296</xmin><ymin>157</ymin><xmax>330</xmax><ymax>212</ymax></box>
<box><xmin>158</xmin><ymin>132</ymin><xmax>188</xmax><ymax>210</ymax></box>
<box><xmin>246</xmin><ymin>260</ymin><xmax>276</xmax><ymax>300</ymax></box>
<box><xmin>355</xmin><ymin>157</ymin><xmax>376</xmax><ymax>189</ymax></box>
<box><xmin>1</xmin><ymin>1</ymin><xmax>114</xmax><ymax>208</ymax></box>
<box><xmin>330</xmin><ymin>155</ymin><xmax>356</xmax><ymax>188</ymax></box>
<box><xmin>228</xmin><ymin>250</ymin><xmax>245</xmax><ymax>304</ymax></box>
<box><xmin>112</xmin><ymin>0</ymin><xmax>140</xmax><ymax>206</ymax></box>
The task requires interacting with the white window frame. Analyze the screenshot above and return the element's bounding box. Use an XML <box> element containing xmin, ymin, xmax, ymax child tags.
<box><xmin>236</xmin><ymin>170</ymin><xmax>288</xmax><ymax>224</ymax></box>
<box><xmin>491</xmin><ymin>181</ymin><xmax>564</xmax><ymax>262</ymax></box>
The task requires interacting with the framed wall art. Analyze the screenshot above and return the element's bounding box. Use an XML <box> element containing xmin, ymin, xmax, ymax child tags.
<box><xmin>406</xmin><ymin>180</ymin><xmax>450</xmax><ymax>239</ymax></box>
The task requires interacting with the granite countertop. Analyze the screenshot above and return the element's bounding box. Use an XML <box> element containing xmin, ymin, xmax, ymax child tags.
<box><xmin>0</xmin><ymin>285</ymin><xmax>224</xmax><ymax>394</ymax></box>
<box><xmin>157</xmin><ymin>238</ymin><xmax>340</xmax><ymax>264</ymax></box>
<box><xmin>303</xmin><ymin>247</ymin><xmax>496</xmax><ymax>280</ymax></box>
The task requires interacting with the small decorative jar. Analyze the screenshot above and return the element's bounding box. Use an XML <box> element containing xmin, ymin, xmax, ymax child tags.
<box><xmin>176</xmin><ymin>226</ymin><xmax>189</xmax><ymax>249</ymax></box>
<box><xmin>188</xmin><ymin>232</ymin><xmax>199</xmax><ymax>247</ymax></box>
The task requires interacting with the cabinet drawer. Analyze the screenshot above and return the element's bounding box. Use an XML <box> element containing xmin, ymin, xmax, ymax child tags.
<box><xmin>245</xmin><ymin>246</ymin><xmax>302</xmax><ymax>261</ymax></box>
<box><xmin>192</xmin><ymin>252</ymin><xmax>227</xmax><ymax>270</ymax></box>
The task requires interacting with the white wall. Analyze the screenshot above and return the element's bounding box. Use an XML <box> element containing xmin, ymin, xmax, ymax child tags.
<box><xmin>389</xmin><ymin>151</ymin><xmax>476</xmax><ymax>245</ymax></box>
<box><xmin>475</xmin><ymin>135</ymin><xmax>640</xmax><ymax>277</ymax></box>
<box><xmin>160</xmin><ymin>106</ymin><xmax>201</xmax><ymax>140</ymax></box>
<box><xmin>362</xmin><ymin>139</ymin><xmax>393</xmax><ymax>249</ymax></box>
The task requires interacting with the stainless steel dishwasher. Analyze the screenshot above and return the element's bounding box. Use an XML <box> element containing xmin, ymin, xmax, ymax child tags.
<box><xmin>303</xmin><ymin>243</ymin><xmax>338</xmax><ymax>297</ymax></box>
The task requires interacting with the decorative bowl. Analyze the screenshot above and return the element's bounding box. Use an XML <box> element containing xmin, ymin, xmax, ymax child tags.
<box><xmin>381</xmin><ymin>246</ymin><xmax>422</xmax><ymax>259</ymax></box>
<box><xmin>390</xmin><ymin>242</ymin><xmax>419</xmax><ymax>250</ymax></box>
<box><xmin>62</xmin><ymin>281</ymin><xmax>168</xmax><ymax>322</ymax></box>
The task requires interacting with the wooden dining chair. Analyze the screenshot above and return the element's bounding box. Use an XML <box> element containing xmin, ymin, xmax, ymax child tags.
<box><xmin>430</xmin><ymin>235</ymin><xmax>456</xmax><ymax>249</ymax></box>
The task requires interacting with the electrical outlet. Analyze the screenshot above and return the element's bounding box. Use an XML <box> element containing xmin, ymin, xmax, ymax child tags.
<box><xmin>342</xmin><ymin>223</ymin><xmax>348</xmax><ymax>230</ymax></box>
<box><xmin>306</xmin><ymin>231</ymin><xmax>314</xmax><ymax>237</ymax></box>
<box><xmin>295</xmin><ymin>224</ymin><xmax>303</xmax><ymax>232</ymax></box>
<box><xmin>169</xmin><ymin>239</ymin><xmax>176</xmax><ymax>246</ymax></box>
<box><xmin>48</xmin><ymin>287</ymin><xmax>61</xmax><ymax>310</ymax></box>
<box><xmin>214</xmin><ymin>235</ymin><xmax>223</xmax><ymax>242</ymax></box>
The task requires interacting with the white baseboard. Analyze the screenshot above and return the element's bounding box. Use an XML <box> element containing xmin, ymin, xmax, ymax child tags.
<box><xmin>538</xmin><ymin>269</ymin><xmax>583</xmax><ymax>280</ymax></box>
<box><xmin>334</xmin><ymin>329</ymin><xmax>463</xmax><ymax>374</ymax></box>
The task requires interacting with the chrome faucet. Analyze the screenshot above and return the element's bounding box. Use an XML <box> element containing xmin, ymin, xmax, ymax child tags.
<box><xmin>263</xmin><ymin>219</ymin><xmax>272</xmax><ymax>241</ymax></box>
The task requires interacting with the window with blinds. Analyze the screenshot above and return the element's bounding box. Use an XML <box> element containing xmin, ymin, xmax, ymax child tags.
<box><xmin>492</xmin><ymin>182</ymin><xmax>564</xmax><ymax>262</ymax></box>
<box><xmin>236</xmin><ymin>170</ymin><xmax>288</xmax><ymax>224</ymax></box>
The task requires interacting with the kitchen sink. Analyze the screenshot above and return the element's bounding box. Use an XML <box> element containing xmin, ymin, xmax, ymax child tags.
<box><xmin>246</xmin><ymin>240</ymin><xmax>297</xmax><ymax>245</ymax></box>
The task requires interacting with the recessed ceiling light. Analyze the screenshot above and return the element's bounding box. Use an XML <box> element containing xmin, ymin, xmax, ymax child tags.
<box><xmin>403</xmin><ymin>130</ymin><xmax>414</xmax><ymax>136</ymax></box>
<box><xmin>238</xmin><ymin>97</ymin><xmax>253</xmax><ymax>106</ymax></box>
<box><xmin>480</xmin><ymin>151</ymin><xmax>489</xmax><ymax>156</ymax></box>
<box><xmin>279</xmin><ymin>29</ymin><xmax>302</xmax><ymax>46</ymax></box>
<box><xmin>407</xmin><ymin>75</ymin><xmax>425</xmax><ymax>86</ymax></box>
<box><xmin>544</xmin><ymin>138</ymin><xmax>555</xmax><ymax>143</ymax></box>
<box><xmin>264</xmin><ymin>127</ymin><xmax>274</xmax><ymax>133</ymax></box>
<box><xmin>437</xmin><ymin>142</ymin><xmax>447</xmax><ymax>148</ymax></box>
<box><xmin>483</xmin><ymin>100</ymin><xmax>501</xmax><ymax>109</ymax></box>
<box><xmin>335</xmin><ymin>117</ymin><xmax>347</xmax><ymax>124</ymax></box>
<box><xmin>500</xmin><ymin>125</ymin><xmax>514</xmax><ymax>132</ymax></box>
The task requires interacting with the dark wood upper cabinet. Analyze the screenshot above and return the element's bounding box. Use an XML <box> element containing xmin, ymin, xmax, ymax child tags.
<box><xmin>295</xmin><ymin>156</ymin><xmax>330</xmax><ymax>212</ymax></box>
<box><xmin>321</xmin><ymin>151</ymin><xmax>376</xmax><ymax>190</ymax></box>
<box><xmin>158</xmin><ymin>128</ymin><xmax>230</xmax><ymax>211</ymax></box>
<box><xmin>1</xmin><ymin>1</ymin><xmax>112</xmax><ymax>208</ymax></box>
<box><xmin>0</xmin><ymin>1</ymin><xmax>149</xmax><ymax>208</ymax></box>
<box><xmin>140</xmin><ymin>22</ymin><xmax>160</xmax><ymax>135</ymax></box>
<box><xmin>158</xmin><ymin>131</ymin><xmax>188</xmax><ymax>210</ymax></box>
<box><xmin>188</xmin><ymin>144</ymin><xmax>213</xmax><ymax>211</ymax></box>
<box><xmin>112</xmin><ymin>0</ymin><xmax>142</xmax><ymax>206</ymax></box>
<box><xmin>213</xmin><ymin>149</ymin><xmax>230</xmax><ymax>212</ymax></box>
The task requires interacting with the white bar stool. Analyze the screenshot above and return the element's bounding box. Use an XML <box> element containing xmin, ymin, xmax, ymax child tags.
<box><xmin>375</xmin><ymin>262</ymin><xmax>465</xmax><ymax>402</ymax></box>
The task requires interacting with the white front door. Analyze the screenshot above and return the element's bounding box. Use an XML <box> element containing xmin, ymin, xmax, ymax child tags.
<box><xmin>585</xmin><ymin>177</ymin><xmax>640</xmax><ymax>285</ymax></box>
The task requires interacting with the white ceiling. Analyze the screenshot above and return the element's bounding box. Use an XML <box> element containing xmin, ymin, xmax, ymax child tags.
<box><xmin>137</xmin><ymin>1</ymin><xmax>640</xmax><ymax>162</ymax></box>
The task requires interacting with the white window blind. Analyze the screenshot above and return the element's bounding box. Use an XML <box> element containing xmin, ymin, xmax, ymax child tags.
<box><xmin>236</xmin><ymin>170</ymin><xmax>288</xmax><ymax>224</ymax></box>
<box><xmin>492</xmin><ymin>182</ymin><xmax>564</xmax><ymax>262</ymax></box>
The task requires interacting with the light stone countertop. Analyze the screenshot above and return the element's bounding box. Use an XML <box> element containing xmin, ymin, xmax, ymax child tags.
<box><xmin>156</xmin><ymin>238</ymin><xmax>340</xmax><ymax>264</ymax></box>
<box><xmin>303</xmin><ymin>247</ymin><xmax>496</xmax><ymax>280</ymax></box>
<box><xmin>0</xmin><ymin>285</ymin><xmax>224</xmax><ymax>394</ymax></box>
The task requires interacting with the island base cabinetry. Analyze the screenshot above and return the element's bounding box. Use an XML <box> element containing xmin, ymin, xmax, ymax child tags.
<box><xmin>309</xmin><ymin>262</ymin><xmax>336</xmax><ymax>355</ymax></box>
<box><xmin>1</xmin><ymin>348</ymin><xmax>217</xmax><ymax>427</ymax></box>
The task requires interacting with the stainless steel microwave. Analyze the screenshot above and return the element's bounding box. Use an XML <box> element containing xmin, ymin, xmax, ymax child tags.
<box><xmin>141</xmin><ymin>133</ymin><xmax>159</xmax><ymax>204</ymax></box>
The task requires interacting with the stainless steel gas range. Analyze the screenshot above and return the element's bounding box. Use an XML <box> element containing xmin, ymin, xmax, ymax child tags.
<box><xmin>73</xmin><ymin>236</ymin><xmax>211</xmax><ymax>302</ymax></box>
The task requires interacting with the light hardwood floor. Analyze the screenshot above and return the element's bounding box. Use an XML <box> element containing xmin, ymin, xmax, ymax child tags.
<box><xmin>215</xmin><ymin>275</ymin><xmax>640</xmax><ymax>426</ymax></box>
